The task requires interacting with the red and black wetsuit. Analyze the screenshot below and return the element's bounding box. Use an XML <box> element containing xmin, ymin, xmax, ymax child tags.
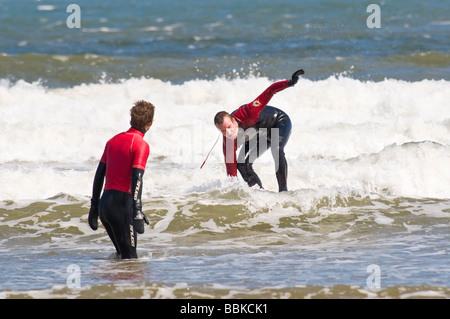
<box><xmin>222</xmin><ymin>80</ymin><xmax>292</xmax><ymax>191</ymax></box>
<box><xmin>91</xmin><ymin>127</ymin><xmax>149</xmax><ymax>258</ymax></box>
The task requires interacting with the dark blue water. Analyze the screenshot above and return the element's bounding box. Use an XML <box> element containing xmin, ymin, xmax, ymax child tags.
<box><xmin>1</xmin><ymin>0</ymin><xmax>449</xmax><ymax>86</ymax></box>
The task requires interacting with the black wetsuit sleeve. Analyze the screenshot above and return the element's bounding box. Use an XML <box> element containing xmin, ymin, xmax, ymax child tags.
<box><xmin>89</xmin><ymin>161</ymin><xmax>106</xmax><ymax>231</ymax></box>
<box><xmin>91</xmin><ymin>161</ymin><xmax>106</xmax><ymax>207</ymax></box>
<box><xmin>131</xmin><ymin>168</ymin><xmax>148</xmax><ymax>234</ymax></box>
<box><xmin>131</xmin><ymin>168</ymin><xmax>144</xmax><ymax>213</ymax></box>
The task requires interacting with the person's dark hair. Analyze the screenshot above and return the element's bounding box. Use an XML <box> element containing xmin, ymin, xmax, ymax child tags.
<box><xmin>214</xmin><ymin>111</ymin><xmax>232</xmax><ymax>126</ymax></box>
<box><xmin>130</xmin><ymin>100</ymin><xmax>155</xmax><ymax>130</ymax></box>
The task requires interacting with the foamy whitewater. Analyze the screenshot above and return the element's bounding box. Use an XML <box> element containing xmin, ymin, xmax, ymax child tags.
<box><xmin>1</xmin><ymin>76</ymin><xmax>449</xmax><ymax>200</ymax></box>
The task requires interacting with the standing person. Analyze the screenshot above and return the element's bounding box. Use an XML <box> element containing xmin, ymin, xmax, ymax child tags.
<box><xmin>88</xmin><ymin>100</ymin><xmax>155</xmax><ymax>259</ymax></box>
<box><xmin>214</xmin><ymin>69</ymin><xmax>303</xmax><ymax>192</ymax></box>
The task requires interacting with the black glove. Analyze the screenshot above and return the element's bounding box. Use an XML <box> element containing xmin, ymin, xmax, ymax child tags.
<box><xmin>288</xmin><ymin>69</ymin><xmax>304</xmax><ymax>87</ymax></box>
<box><xmin>133</xmin><ymin>210</ymin><xmax>149</xmax><ymax>234</ymax></box>
<box><xmin>88</xmin><ymin>204</ymin><xmax>99</xmax><ymax>231</ymax></box>
<box><xmin>133</xmin><ymin>210</ymin><xmax>145</xmax><ymax>234</ymax></box>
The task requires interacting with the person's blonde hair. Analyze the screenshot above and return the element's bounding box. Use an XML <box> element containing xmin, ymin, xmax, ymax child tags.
<box><xmin>130</xmin><ymin>100</ymin><xmax>155</xmax><ymax>130</ymax></box>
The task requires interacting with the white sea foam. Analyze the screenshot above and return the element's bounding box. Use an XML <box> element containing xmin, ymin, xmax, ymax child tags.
<box><xmin>37</xmin><ymin>5</ymin><xmax>55</xmax><ymax>11</ymax></box>
<box><xmin>0</xmin><ymin>76</ymin><xmax>449</xmax><ymax>200</ymax></box>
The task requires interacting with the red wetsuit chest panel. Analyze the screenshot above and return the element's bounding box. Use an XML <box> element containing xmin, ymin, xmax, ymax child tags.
<box><xmin>100</xmin><ymin>127</ymin><xmax>150</xmax><ymax>193</ymax></box>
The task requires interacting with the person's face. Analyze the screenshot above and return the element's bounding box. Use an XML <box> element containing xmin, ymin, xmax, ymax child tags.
<box><xmin>216</xmin><ymin>116</ymin><xmax>239</xmax><ymax>140</ymax></box>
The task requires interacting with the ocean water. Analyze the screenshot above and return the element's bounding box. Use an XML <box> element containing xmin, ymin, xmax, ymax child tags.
<box><xmin>0</xmin><ymin>0</ymin><xmax>449</xmax><ymax>299</ymax></box>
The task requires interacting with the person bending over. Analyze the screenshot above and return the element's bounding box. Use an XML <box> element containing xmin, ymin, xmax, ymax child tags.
<box><xmin>214</xmin><ymin>69</ymin><xmax>303</xmax><ymax>192</ymax></box>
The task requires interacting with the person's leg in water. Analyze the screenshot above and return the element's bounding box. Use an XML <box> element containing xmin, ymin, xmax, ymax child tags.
<box><xmin>270</xmin><ymin>117</ymin><xmax>292</xmax><ymax>192</ymax></box>
<box><xmin>99</xmin><ymin>190</ymin><xmax>138</xmax><ymax>259</ymax></box>
<box><xmin>103</xmin><ymin>221</ymin><xmax>121</xmax><ymax>258</ymax></box>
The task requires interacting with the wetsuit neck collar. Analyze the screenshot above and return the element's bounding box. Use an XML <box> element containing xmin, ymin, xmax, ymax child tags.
<box><xmin>130</xmin><ymin>127</ymin><xmax>147</xmax><ymax>135</ymax></box>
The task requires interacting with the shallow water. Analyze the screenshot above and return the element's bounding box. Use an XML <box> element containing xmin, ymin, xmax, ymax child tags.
<box><xmin>1</xmin><ymin>0</ymin><xmax>449</xmax><ymax>299</ymax></box>
<box><xmin>1</xmin><ymin>189</ymin><xmax>449</xmax><ymax>299</ymax></box>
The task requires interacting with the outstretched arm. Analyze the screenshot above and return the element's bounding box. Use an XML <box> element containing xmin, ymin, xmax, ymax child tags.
<box><xmin>234</xmin><ymin>69</ymin><xmax>304</xmax><ymax>127</ymax></box>
<box><xmin>255</xmin><ymin>69</ymin><xmax>304</xmax><ymax>107</ymax></box>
